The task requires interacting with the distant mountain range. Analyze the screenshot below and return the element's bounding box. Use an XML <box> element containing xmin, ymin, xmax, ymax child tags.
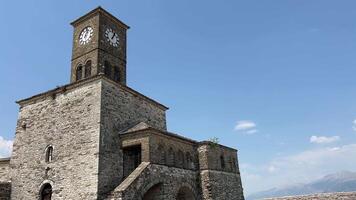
<box><xmin>247</xmin><ymin>171</ymin><xmax>356</xmax><ymax>200</ymax></box>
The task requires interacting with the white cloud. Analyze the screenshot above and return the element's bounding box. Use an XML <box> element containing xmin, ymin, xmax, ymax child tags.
<box><xmin>241</xmin><ymin>144</ymin><xmax>356</xmax><ymax>195</ymax></box>
<box><xmin>310</xmin><ymin>135</ymin><xmax>340</xmax><ymax>144</ymax></box>
<box><xmin>268</xmin><ymin>165</ymin><xmax>278</xmax><ymax>173</ymax></box>
<box><xmin>234</xmin><ymin>120</ymin><xmax>258</xmax><ymax>134</ymax></box>
<box><xmin>352</xmin><ymin>119</ymin><xmax>356</xmax><ymax>131</ymax></box>
<box><xmin>0</xmin><ymin>136</ymin><xmax>13</xmax><ymax>158</ymax></box>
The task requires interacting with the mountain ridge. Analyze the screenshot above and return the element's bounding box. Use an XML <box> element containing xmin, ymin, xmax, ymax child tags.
<box><xmin>247</xmin><ymin>171</ymin><xmax>356</xmax><ymax>200</ymax></box>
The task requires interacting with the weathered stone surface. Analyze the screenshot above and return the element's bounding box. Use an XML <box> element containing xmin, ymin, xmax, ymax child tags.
<box><xmin>11</xmin><ymin>79</ymin><xmax>102</xmax><ymax>200</ymax></box>
<box><xmin>0</xmin><ymin>159</ymin><xmax>10</xmax><ymax>183</ymax></box>
<box><xmin>1</xmin><ymin>7</ymin><xmax>245</xmax><ymax>200</ymax></box>
<box><xmin>97</xmin><ymin>78</ymin><xmax>168</xmax><ymax>196</ymax></box>
<box><xmin>265</xmin><ymin>192</ymin><xmax>356</xmax><ymax>200</ymax></box>
<box><xmin>106</xmin><ymin>163</ymin><xmax>200</xmax><ymax>200</ymax></box>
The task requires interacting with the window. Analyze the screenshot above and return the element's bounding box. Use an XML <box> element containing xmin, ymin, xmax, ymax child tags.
<box><xmin>76</xmin><ymin>65</ymin><xmax>83</xmax><ymax>81</ymax></box>
<box><xmin>157</xmin><ymin>144</ymin><xmax>166</xmax><ymax>164</ymax></box>
<box><xmin>177</xmin><ymin>150</ymin><xmax>184</xmax><ymax>168</ymax></box>
<box><xmin>104</xmin><ymin>61</ymin><xmax>111</xmax><ymax>77</ymax></box>
<box><xmin>84</xmin><ymin>60</ymin><xmax>92</xmax><ymax>78</ymax></box>
<box><xmin>185</xmin><ymin>152</ymin><xmax>193</xmax><ymax>169</ymax></box>
<box><xmin>113</xmin><ymin>67</ymin><xmax>120</xmax><ymax>82</ymax></box>
<box><xmin>123</xmin><ymin>145</ymin><xmax>142</xmax><ymax>178</ymax></box>
<box><xmin>167</xmin><ymin>147</ymin><xmax>174</xmax><ymax>166</ymax></box>
<box><xmin>45</xmin><ymin>146</ymin><xmax>53</xmax><ymax>163</ymax></box>
<box><xmin>40</xmin><ymin>183</ymin><xmax>52</xmax><ymax>200</ymax></box>
<box><xmin>220</xmin><ymin>155</ymin><xmax>225</xmax><ymax>169</ymax></box>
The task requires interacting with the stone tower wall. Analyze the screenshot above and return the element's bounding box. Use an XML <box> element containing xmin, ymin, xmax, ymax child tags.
<box><xmin>10</xmin><ymin>79</ymin><xmax>102</xmax><ymax>200</ymax></box>
<box><xmin>198</xmin><ymin>144</ymin><xmax>244</xmax><ymax>200</ymax></box>
<box><xmin>0</xmin><ymin>159</ymin><xmax>11</xmax><ymax>200</ymax></box>
<box><xmin>97</xmin><ymin>78</ymin><xmax>167</xmax><ymax>196</ymax></box>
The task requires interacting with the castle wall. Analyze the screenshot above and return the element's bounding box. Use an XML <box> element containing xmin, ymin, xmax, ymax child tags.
<box><xmin>149</xmin><ymin>131</ymin><xmax>198</xmax><ymax>170</ymax></box>
<box><xmin>198</xmin><ymin>144</ymin><xmax>244</xmax><ymax>200</ymax></box>
<box><xmin>200</xmin><ymin>170</ymin><xmax>244</xmax><ymax>200</ymax></box>
<box><xmin>0</xmin><ymin>159</ymin><xmax>11</xmax><ymax>200</ymax></box>
<box><xmin>107</xmin><ymin>163</ymin><xmax>200</xmax><ymax>200</ymax></box>
<box><xmin>97</xmin><ymin>78</ymin><xmax>167</xmax><ymax>196</ymax></box>
<box><xmin>11</xmin><ymin>80</ymin><xmax>102</xmax><ymax>200</ymax></box>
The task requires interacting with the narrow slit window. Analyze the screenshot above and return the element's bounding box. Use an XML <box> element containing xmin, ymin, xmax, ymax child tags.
<box><xmin>84</xmin><ymin>60</ymin><xmax>92</xmax><ymax>78</ymax></box>
<box><xmin>45</xmin><ymin>146</ymin><xmax>53</xmax><ymax>163</ymax></box>
<box><xmin>76</xmin><ymin>65</ymin><xmax>83</xmax><ymax>81</ymax></box>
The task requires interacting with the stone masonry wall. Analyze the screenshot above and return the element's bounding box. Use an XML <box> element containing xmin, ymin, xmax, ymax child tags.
<box><xmin>0</xmin><ymin>159</ymin><xmax>10</xmax><ymax>183</ymax></box>
<box><xmin>97</xmin><ymin>78</ymin><xmax>167</xmax><ymax>196</ymax></box>
<box><xmin>198</xmin><ymin>143</ymin><xmax>244</xmax><ymax>200</ymax></box>
<box><xmin>265</xmin><ymin>192</ymin><xmax>356</xmax><ymax>200</ymax></box>
<box><xmin>198</xmin><ymin>143</ymin><xmax>240</xmax><ymax>173</ymax></box>
<box><xmin>200</xmin><ymin>170</ymin><xmax>244</xmax><ymax>200</ymax></box>
<box><xmin>10</xmin><ymin>79</ymin><xmax>102</xmax><ymax>200</ymax></box>
<box><xmin>107</xmin><ymin>163</ymin><xmax>200</xmax><ymax>200</ymax></box>
<box><xmin>149</xmin><ymin>131</ymin><xmax>198</xmax><ymax>170</ymax></box>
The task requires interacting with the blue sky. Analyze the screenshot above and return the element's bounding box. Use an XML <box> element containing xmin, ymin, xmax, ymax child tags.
<box><xmin>1</xmin><ymin>0</ymin><xmax>356</xmax><ymax>195</ymax></box>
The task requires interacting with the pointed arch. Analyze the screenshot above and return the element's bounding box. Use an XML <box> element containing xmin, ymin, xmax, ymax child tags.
<box><xmin>76</xmin><ymin>65</ymin><xmax>83</xmax><ymax>81</ymax></box>
<box><xmin>40</xmin><ymin>183</ymin><xmax>52</xmax><ymax>200</ymax></box>
<box><xmin>84</xmin><ymin>60</ymin><xmax>92</xmax><ymax>78</ymax></box>
<box><xmin>220</xmin><ymin>154</ymin><xmax>225</xmax><ymax>169</ymax></box>
<box><xmin>142</xmin><ymin>182</ymin><xmax>164</xmax><ymax>200</ymax></box>
<box><xmin>176</xmin><ymin>185</ymin><xmax>196</xmax><ymax>200</ymax></box>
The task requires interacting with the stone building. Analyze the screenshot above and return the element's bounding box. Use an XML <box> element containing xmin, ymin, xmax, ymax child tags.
<box><xmin>0</xmin><ymin>7</ymin><xmax>244</xmax><ymax>200</ymax></box>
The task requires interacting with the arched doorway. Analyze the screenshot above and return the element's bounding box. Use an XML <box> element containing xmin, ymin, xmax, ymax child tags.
<box><xmin>40</xmin><ymin>183</ymin><xmax>52</xmax><ymax>200</ymax></box>
<box><xmin>176</xmin><ymin>186</ymin><xmax>196</xmax><ymax>200</ymax></box>
<box><xmin>142</xmin><ymin>183</ymin><xmax>163</xmax><ymax>200</ymax></box>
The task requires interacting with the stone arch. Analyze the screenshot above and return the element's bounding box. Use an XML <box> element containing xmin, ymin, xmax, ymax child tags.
<box><xmin>142</xmin><ymin>182</ymin><xmax>164</xmax><ymax>200</ymax></box>
<box><xmin>137</xmin><ymin>178</ymin><xmax>165</xmax><ymax>200</ymax></box>
<box><xmin>38</xmin><ymin>180</ymin><xmax>54</xmax><ymax>200</ymax></box>
<box><xmin>176</xmin><ymin>184</ymin><xmax>197</xmax><ymax>200</ymax></box>
<box><xmin>84</xmin><ymin>60</ymin><xmax>92</xmax><ymax>78</ymax></box>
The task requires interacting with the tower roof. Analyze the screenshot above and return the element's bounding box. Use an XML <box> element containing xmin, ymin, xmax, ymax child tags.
<box><xmin>70</xmin><ymin>6</ymin><xmax>130</xmax><ymax>29</ymax></box>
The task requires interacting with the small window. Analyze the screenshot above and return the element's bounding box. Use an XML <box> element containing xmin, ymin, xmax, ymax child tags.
<box><xmin>167</xmin><ymin>147</ymin><xmax>174</xmax><ymax>166</ymax></box>
<box><xmin>104</xmin><ymin>61</ymin><xmax>111</xmax><ymax>77</ymax></box>
<box><xmin>220</xmin><ymin>155</ymin><xmax>225</xmax><ymax>169</ymax></box>
<box><xmin>45</xmin><ymin>146</ymin><xmax>53</xmax><ymax>163</ymax></box>
<box><xmin>76</xmin><ymin>65</ymin><xmax>83</xmax><ymax>81</ymax></box>
<box><xmin>84</xmin><ymin>60</ymin><xmax>92</xmax><ymax>78</ymax></box>
<box><xmin>40</xmin><ymin>183</ymin><xmax>52</xmax><ymax>200</ymax></box>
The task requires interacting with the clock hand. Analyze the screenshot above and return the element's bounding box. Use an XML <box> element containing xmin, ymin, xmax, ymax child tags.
<box><xmin>111</xmin><ymin>33</ymin><xmax>115</xmax><ymax>40</ymax></box>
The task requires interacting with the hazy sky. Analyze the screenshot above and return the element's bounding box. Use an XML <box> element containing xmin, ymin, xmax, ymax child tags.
<box><xmin>1</xmin><ymin>0</ymin><xmax>356</xmax><ymax>195</ymax></box>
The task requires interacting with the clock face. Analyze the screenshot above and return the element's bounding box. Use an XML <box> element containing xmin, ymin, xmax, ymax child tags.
<box><xmin>105</xmin><ymin>28</ymin><xmax>119</xmax><ymax>47</ymax></box>
<box><xmin>79</xmin><ymin>26</ymin><xmax>93</xmax><ymax>45</ymax></box>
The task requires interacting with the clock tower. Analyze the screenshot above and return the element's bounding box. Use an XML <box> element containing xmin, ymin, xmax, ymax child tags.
<box><xmin>70</xmin><ymin>7</ymin><xmax>129</xmax><ymax>85</ymax></box>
